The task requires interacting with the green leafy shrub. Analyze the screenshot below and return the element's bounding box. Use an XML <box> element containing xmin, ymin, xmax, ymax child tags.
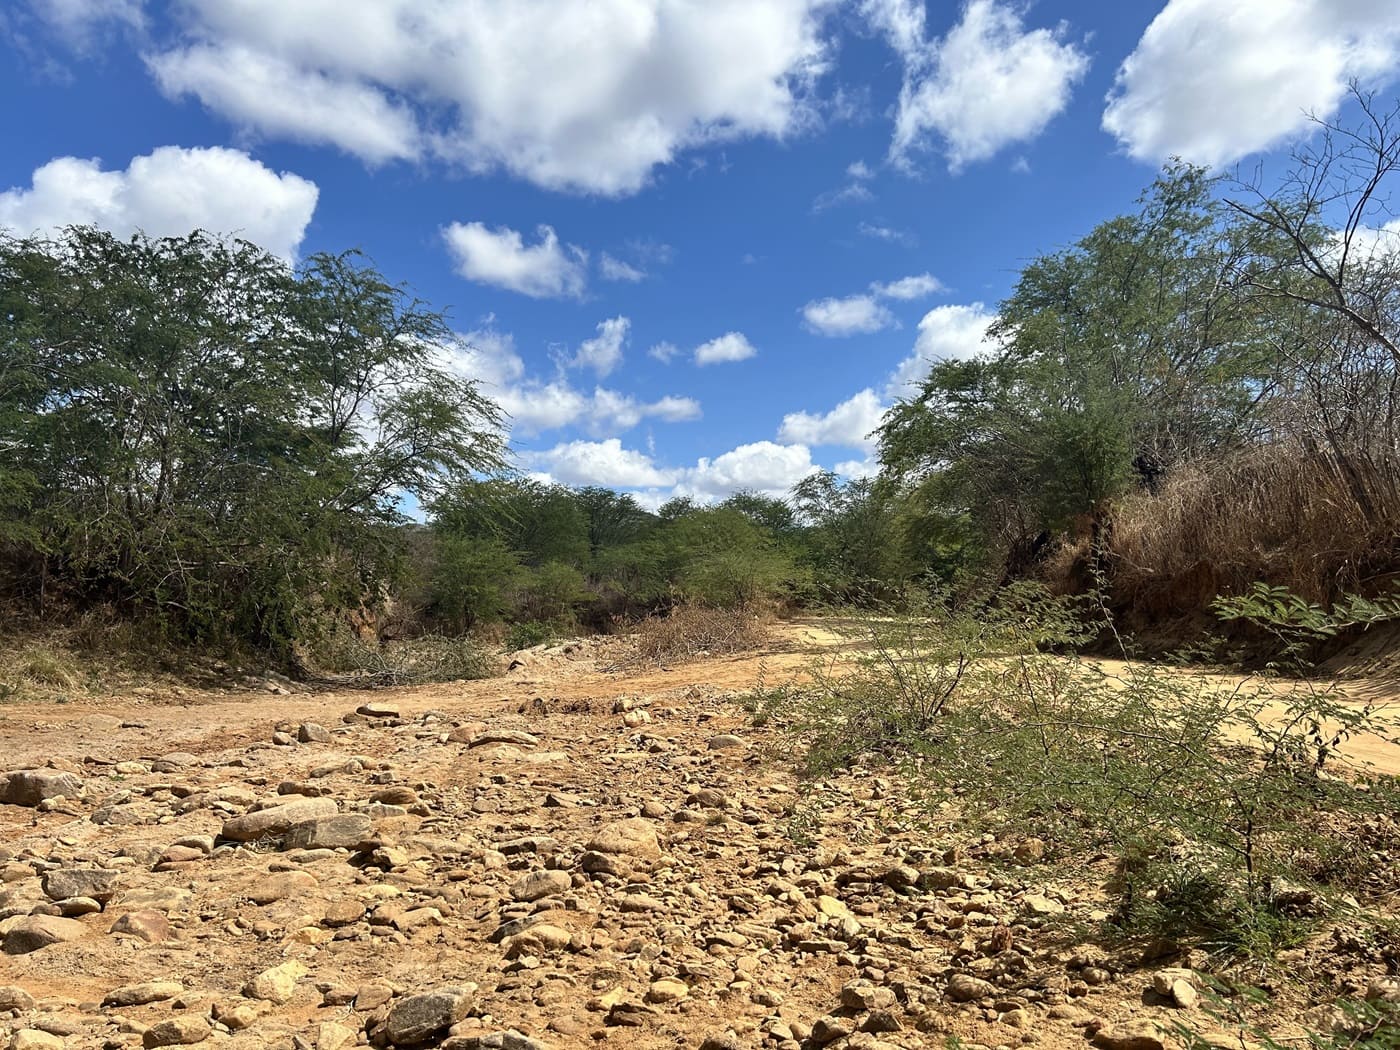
<box><xmin>770</xmin><ymin>583</ymin><xmax>1400</xmax><ymax>959</ymax></box>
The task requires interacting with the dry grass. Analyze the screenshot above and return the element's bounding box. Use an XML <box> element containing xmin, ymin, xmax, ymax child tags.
<box><xmin>1106</xmin><ymin>442</ymin><xmax>1400</xmax><ymax>612</ymax></box>
<box><xmin>612</xmin><ymin>604</ymin><xmax>773</xmax><ymax>669</ymax></box>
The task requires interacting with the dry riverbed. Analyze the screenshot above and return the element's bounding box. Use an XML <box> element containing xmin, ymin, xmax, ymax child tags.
<box><xmin>0</xmin><ymin>621</ymin><xmax>1395</xmax><ymax>1050</ymax></box>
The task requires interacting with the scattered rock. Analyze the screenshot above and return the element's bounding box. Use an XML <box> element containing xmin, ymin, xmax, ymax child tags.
<box><xmin>510</xmin><ymin>869</ymin><xmax>571</xmax><ymax>902</ymax></box>
<box><xmin>384</xmin><ymin>986</ymin><xmax>475</xmax><ymax>1046</ymax></box>
<box><xmin>10</xmin><ymin>1032</ymin><xmax>65</xmax><ymax>1050</ymax></box>
<box><xmin>946</xmin><ymin>973</ymin><xmax>995</xmax><ymax>1002</ymax></box>
<box><xmin>104</xmin><ymin>981</ymin><xmax>185</xmax><ymax>1007</ymax></box>
<box><xmin>41</xmin><ymin>867</ymin><xmax>119</xmax><ymax>904</ymax></box>
<box><xmin>586</xmin><ymin>818</ymin><xmax>660</xmax><ymax>858</ymax></box>
<box><xmin>142</xmin><ymin>1015</ymin><xmax>212</xmax><ymax>1047</ymax></box>
<box><xmin>0</xmin><ymin>985</ymin><xmax>35</xmax><ymax>1011</ymax></box>
<box><xmin>282</xmin><ymin>814</ymin><xmax>374</xmax><ymax>851</ymax></box>
<box><xmin>298</xmin><ymin>722</ymin><xmax>332</xmax><ymax>743</ymax></box>
<box><xmin>2</xmin><ymin>915</ymin><xmax>88</xmax><ymax>954</ymax></box>
<box><xmin>219</xmin><ymin>797</ymin><xmax>338</xmax><ymax>842</ymax></box>
<box><xmin>0</xmin><ymin>770</ymin><xmax>83</xmax><ymax>807</ymax></box>
<box><xmin>1092</xmin><ymin>1025</ymin><xmax>1168</xmax><ymax>1050</ymax></box>
<box><xmin>108</xmin><ymin>909</ymin><xmax>171</xmax><ymax>943</ymax></box>
<box><xmin>707</xmin><ymin>734</ymin><xmax>745</xmax><ymax>750</ymax></box>
<box><xmin>244</xmin><ymin>961</ymin><xmax>307</xmax><ymax>1005</ymax></box>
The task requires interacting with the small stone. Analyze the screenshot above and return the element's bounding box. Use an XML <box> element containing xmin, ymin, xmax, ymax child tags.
<box><xmin>2</xmin><ymin>915</ymin><xmax>88</xmax><ymax>954</ymax></box>
<box><xmin>645</xmin><ymin>978</ymin><xmax>689</xmax><ymax>1004</ymax></box>
<box><xmin>1023</xmin><ymin>893</ymin><xmax>1064</xmax><ymax>916</ymax></box>
<box><xmin>142</xmin><ymin>1015</ymin><xmax>212</xmax><ymax>1047</ymax></box>
<box><xmin>298</xmin><ymin>723</ymin><xmax>332</xmax><ymax>743</ymax></box>
<box><xmin>511</xmin><ymin>870</ymin><xmax>571</xmax><ymax>902</ymax></box>
<box><xmin>467</xmin><ymin>729</ymin><xmax>539</xmax><ymax>748</ymax></box>
<box><xmin>323</xmin><ymin>899</ymin><xmax>368</xmax><ymax>927</ymax></box>
<box><xmin>368</xmin><ymin>786</ymin><xmax>418</xmax><ymax>806</ymax></box>
<box><xmin>317</xmin><ymin>1021</ymin><xmax>359</xmax><ymax>1050</ymax></box>
<box><xmin>42</xmin><ymin>868</ymin><xmax>120</xmax><ymax>904</ymax></box>
<box><xmin>55</xmin><ymin>896</ymin><xmax>102</xmax><ymax>917</ymax></box>
<box><xmin>357</xmin><ymin>702</ymin><xmax>399</xmax><ymax>719</ymax></box>
<box><xmin>10</xmin><ymin>1032</ymin><xmax>65</xmax><ymax>1050</ymax></box>
<box><xmin>246</xmin><ymin>870</ymin><xmax>319</xmax><ymax>904</ymax></box>
<box><xmin>946</xmin><ymin>974</ymin><xmax>995</xmax><ymax>1002</ymax></box>
<box><xmin>1092</xmin><ymin>1026</ymin><xmax>1167</xmax><ymax>1050</ymax></box>
<box><xmin>0</xmin><ymin>770</ymin><xmax>83</xmax><ymax>807</ymax></box>
<box><xmin>707</xmin><ymin>734</ymin><xmax>745</xmax><ymax>750</ymax></box>
<box><xmin>0</xmin><ymin>985</ymin><xmax>35</xmax><ymax>1011</ymax></box>
<box><xmin>219</xmin><ymin>797</ymin><xmax>338</xmax><ymax>841</ymax></box>
<box><xmin>1013</xmin><ymin>838</ymin><xmax>1046</xmax><ymax>863</ymax></box>
<box><xmin>283</xmin><ymin>815</ymin><xmax>374</xmax><ymax>851</ymax></box>
<box><xmin>586</xmin><ymin>818</ymin><xmax>660</xmax><ymax>858</ymax></box>
<box><xmin>104</xmin><ymin>981</ymin><xmax>185</xmax><ymax>1007</ymax></box>
<box><xmin>244</xmin><ymin>961</ymin><xmax>307</xmax><ymax>1004</ymax></box>
<box><xmin>810</xmin><ymin>1015</ymin><xmax>854</xmax><ymax>1044</ymax></box>
<box><xmin>109</xmin><ymin>910</ymin><xmax>171</xmax><ymax>943</ymax></box>
<box><xmin>385</xmin><ymin>986</ymin><xmax>475</xmax><ymax>1045</ymax></box>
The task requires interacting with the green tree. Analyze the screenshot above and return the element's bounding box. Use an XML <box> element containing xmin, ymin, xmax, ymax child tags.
<box><xmin>0</xmin><ymin>227</ymin><xmax>505</xmax><ymax>649</ymax></box>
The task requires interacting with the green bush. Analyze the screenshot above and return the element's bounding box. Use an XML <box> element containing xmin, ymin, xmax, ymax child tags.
<box><xmin>768</xmin><ymin>583</ymin><xmax>1400</xmax><ymax>959</ymax></box>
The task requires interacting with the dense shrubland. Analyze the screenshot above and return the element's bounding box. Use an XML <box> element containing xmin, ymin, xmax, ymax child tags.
<box><xmin>876</xmin><ymin>94</ymin><xmax>1400</xmax><ymax>639</ymax></box>
<box><xmin>7</xmin><ymin>94</ymin><xmax>1400</xmax><ymax>675</ymax></box>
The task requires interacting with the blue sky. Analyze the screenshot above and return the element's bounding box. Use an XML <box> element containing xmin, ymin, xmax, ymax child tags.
<box><xmin>4</xmin><ymin>1</ymin><xmax>1399</xmax><ymax>510</ymax></box>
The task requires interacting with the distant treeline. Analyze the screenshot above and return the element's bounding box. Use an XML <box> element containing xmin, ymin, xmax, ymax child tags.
<box><xmin>5</xmin><ymin>92</ymin><xmax>1399</xmax><ymax>656</ymax></box>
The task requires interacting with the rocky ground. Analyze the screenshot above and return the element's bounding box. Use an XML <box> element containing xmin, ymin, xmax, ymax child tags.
<box><xmin>0</xmin><ymin>624</ymin><xmax>1395</xmax><ymax>1050</ymax></box>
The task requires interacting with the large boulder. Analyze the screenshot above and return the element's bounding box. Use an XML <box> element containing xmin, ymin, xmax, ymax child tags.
<box><xmin>282</xmin><ymin>814</ymin><xmax>374</xmax><ymax>851</ymax></box>
<box><xmin>2</xmin><ymin>915</ymin><xmax>88</xmax><ymax>954</ymax></box>
<box><xmin>42</xmin><ymin>867</ymin><xmax>120</xmax><ymax>904</ymax></box>
<box><xmin>385</xmin><ymin>986</ymin><xmax>476</xmax><ymax>1045</ymax></box>
<box><xmin>219</xmin><ymin>797</ymin><xmax>337</xmax><ymax>842</ymax></box>
<box><xmin>0</xmin><ymin>770</ymin><xmax>82</xmax><ymax>807</ymax></box>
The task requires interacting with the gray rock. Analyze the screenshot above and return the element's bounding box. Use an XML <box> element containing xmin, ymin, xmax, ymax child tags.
<box><xmin>282</xmin><ymin>814</ymin><xmax>374</xmax><ymax>851</ymax></box>
<box><xmin>586</xmin><ymin>818</ymin><xmax>660</xmax><ymax>858</ymax></box>
<box><xmin>510</xmin><ymin>870</ymin><xmax>571</xmax><ymax>902</ymax></box>
<box><xmin>42</xmin><ymin>867</ymin><xmax>119</xmax><ymax>904</ymax></box>
<box><xmin>0</xmin><ymin>770</ymin><xmax>83</xmax><ymax>807</ymax></box>
<box><xmin>385</xmin><ymin>986</ymin><xmax>475</xmax><ymax>1045</ymax></box>
<box><xmin>298</xmin><ymin>723</ymin><xmax>332</xmax><ymax>743</ymax></box>
<box><xmin>104</xmin><ymin>981</ymin><xmax>185</xmax><ymax>1007</ymax></box>
<box><xmin>466</xmin><ymin>730</ymin><xmax>539</xmax><ymax>749</ymax></box>
<box><xmin>707</xmin><ymin>734</ymin><xmax>745</xmax><ymax>750</ymax></box>
<box><xmin>108</xmin><ymin>909</ymin><xmax>171</xmax><ymax>942</ymax></box>
<box><xmin>142</xmin><ymin>1015</ymin><xmax>212</xmax><ymax>1047</ymax></box>
<box><xmin>2</xmin><ymin>915</ymin><xmax>88</xmax><ymax>954</ymax></box>
<box><xmin>219</xmin><ymin>797</ymin><xmax>338</xmax><ymax>841</ymax></box>
<box><xmin>442</xmin><ymin>1032</ymin><xmax>555</xmax><ymax>1050</ymax></box>
<box><xmin>946</xmin><ymin>973</ymin><xmax>995</xmax><ymax>1002</ymax></box>
<box><xmin>10</xmin><ymin>1032</ymin><xmax>65</xmax><ymax>1050</ymax></box>
<box><xmin>0</xmin><ymin>984</ymin><xmax>35</xmax><ymax>1010</ymax></box>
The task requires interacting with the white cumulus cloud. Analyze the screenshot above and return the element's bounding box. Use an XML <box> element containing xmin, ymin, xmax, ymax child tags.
<box><xmin>0</xmin><ymin>145</ymin><xmax>318</xmax><ymax>261</ymax></box>
<box><xmin>569</xmin><ymin>316</ymin><xmax>630</xmax><ymax>377</ymax></box>
<box><xmin>802</xmin><ymin>295</ymin><xmax>894</xmax><ymax>336</ymax></box>
<box><xmin>887</xmin><ymin>0</ymin><xmax>1089</xmax><ymax>172</ymax></box>
<box><xmin>442</xmin><ymin>222</ymin><xmax>588</xmax><ymax>300</ymax></box>
<box><xmin>694</xmin><ymin>332</ymin><xmax>758</xmax><ymax>366</ymax></box>
<box><xmin>678</xmin><ymin>441</ymin><xmax>820</xmax><ymax>500</ymax></box>
<box><xmin>802</xmin><ymin>271</ymin><xmax>944</xmax><ymax>336</ymax></box>
<box><xmin>528</xmin><ymin>438</ymin><xmax>678</xmax><ymax>488</ymax></box>
<box><xmin>1103</xmin><ymin>0</ymin><xmax>1400</xmax><ymax>168</ymax></box>
<box><xmin>887</xmin><ymin>302</ymin><xmax>997</xmax><ymax>394</ymax></box>
<box><xmin>445</xmin><ymin>322</ymin><xmax>699</xmax><ymax>437</ymax></box>
<box><xmin>778</xmin><ymin>388</ymin><xmax>886</xmax><ymax>451</ymax></box>
<box><xmin>599</xmin><ymin>253</ymin><xmax>646</xmax><ymax>282</ymax></box>
<box><xmin>872</xmin><ymin>272</ymin><xmax>943</xmax><ymax>300</ymax></box>
<box><xmin>141</xmin><ymin>0</ymin><xmax>834</xmax><ymax>196</ymax></box>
